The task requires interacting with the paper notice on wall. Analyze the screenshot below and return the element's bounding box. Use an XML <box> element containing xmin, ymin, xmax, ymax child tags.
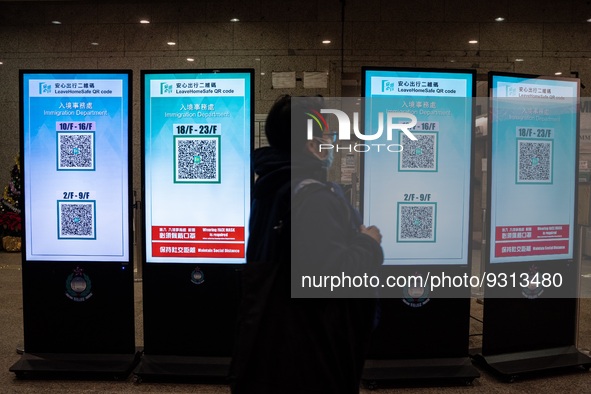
<box><xmin>272</xmin><ymin>72</ymin><xmax>296</xmax><ymax>89</ymax></box>
<box><xmin>304</xmin><ymin>71</ymin><xmax>328</xmax><ymax>89</ymax></box>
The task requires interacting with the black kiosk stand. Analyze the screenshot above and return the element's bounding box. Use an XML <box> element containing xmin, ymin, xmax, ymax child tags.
<box><xmin>10</xmin><ymin>70</ymin><xmax>138</xmax><ymax>379</ymax></box>
<box><xmin>359</xmin><ymin>67</ymin><xmax>480</xmax><ymax>388</ymax></box>
<box><xmin>472</xmin><ymin>72</ymin><xmax>591</xmax><ymax>381</ymax></box>
<box><xmin>134</xmin><ymin>69</ymin><xmax>254</xmax><ymax>382</ymax></box>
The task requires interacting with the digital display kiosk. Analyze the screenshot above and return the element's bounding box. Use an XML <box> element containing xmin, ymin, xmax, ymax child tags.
<box><xmin>476</xmin><ymin>72</ymin><xmax>591</xmax><ymax>380</ymax></box>
<box><xmin>11</xmin><ymin>70</ymin><xmax>136</xmax><ymax>378</ymax></box>
<box><xmin>137</xmin><ymin>69</ymin><xmax>253</xmax><ymax>380</ymax></box>
<box><xmin>360</xmin><ymin>67</ymin><xmax>479</xmax><ymax>385</ymax></box>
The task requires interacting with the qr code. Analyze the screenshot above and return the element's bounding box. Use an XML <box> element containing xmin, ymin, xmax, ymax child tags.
<box><xmin>517</xmin><ymin>140</ymin><xmax>552</xmax><ymax>183</ymax></box>
<box><xmin>58</xmin><ymin>132</ymin><xmax>94</xmax><ymax>170</ymax></box>
<box><xmin>175</xmin><ymin>136</ymin><xmax>220</xmax><ymax>183</ymax></box>
<box><xmin>58</xmin><ymin>201</ymin><xmax>95</xmax><ymax>239</ymax></box>
<box><xmin>398</xmin><ymin>203</ymin><xmax>436</xmax><ymax>242</ymax></box>
<box><xmin>399</xmin><ymin>133</ymin><xmax>437</xmax><ymax>171</ymax></box>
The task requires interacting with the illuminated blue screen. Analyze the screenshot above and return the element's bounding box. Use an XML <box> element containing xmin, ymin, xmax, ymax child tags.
<box><xmin>363</xmin><ymin>69</ymin><xmax>474</xmax><ymax>265</ymax></box>
<box><xmin>22</xmin><ymin>72</ymin><xmax>130</xmax><ymax>262</ymax></box>
<box><xmin>489</xmin><ymin>74</ymin><xmax>578</xmax><ymax>263</ymax></box>
<box><xmin>143</xmin><ymin>71</ymin><xmax>252</xmax><ymax>264</ymax></box>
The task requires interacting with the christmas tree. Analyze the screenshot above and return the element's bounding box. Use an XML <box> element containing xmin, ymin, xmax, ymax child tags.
<box><xmin>0</xmin><ymin>153</ymin><xmax>22</xmax><ymax>237</ymax></box>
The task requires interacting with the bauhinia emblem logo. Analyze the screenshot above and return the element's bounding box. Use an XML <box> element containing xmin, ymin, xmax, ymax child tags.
<box><xmin>306</xmin><ymin>108</ymin><xmax>418</xmax><ymax>153</ymax></box>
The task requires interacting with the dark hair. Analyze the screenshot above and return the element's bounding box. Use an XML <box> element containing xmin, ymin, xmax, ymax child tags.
<box><xmin>265</xmin><ymin>95</ymin><xmax>324</xmax><ymax>153</ymax></box>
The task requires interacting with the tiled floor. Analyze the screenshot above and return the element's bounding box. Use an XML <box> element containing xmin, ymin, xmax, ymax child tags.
<box><xmin>2</xmin><ymin>250</ymin><xmax>591</xmax><ymax>393</ymax></box>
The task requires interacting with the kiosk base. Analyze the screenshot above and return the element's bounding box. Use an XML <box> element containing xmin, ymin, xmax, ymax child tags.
<box><xmin>133</xmin><ymin>354</ymin><xmax>230</xmax><ymax>383</ymax></box>
<box><xmin>472</xmin><ymin>346</ymin><xmax>591</xmax><ymax>382</ymax></box>
<box><xmin>9</xmin><ymin>351</ymin><xmax>141</xmax><ymax>380</ymax></box>
<box><xmin>361</xmin><ymin>357</ymin><xmax>480</xmax><ymax>389</ymax></box>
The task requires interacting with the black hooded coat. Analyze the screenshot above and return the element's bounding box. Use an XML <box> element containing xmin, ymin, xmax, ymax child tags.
<box><xmin>230</xmin><ymin>146</ymin><xmax>383</xmax><ymax>394</ymax></box>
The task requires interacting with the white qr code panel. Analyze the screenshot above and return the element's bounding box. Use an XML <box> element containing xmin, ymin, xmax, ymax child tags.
<box><xmin>58</xmin><ymin>201</ymin><xmax>96</xmax><ymax>239</ymax></box>
<box><xmin>174</xmin><ymin>136</ymin><xmax>221</xmax><ymax>183</ymax></box>
<box><xmin>57</xmin><ymin>132</ymin><xmax>95</xmax><ymax>170</ymax></box>
<box><xmin>399</xmin><ymin>132</ymin><xmax>438</xmax><ymax>171</ymax></box>
<box><xmin>397</xmin><ymin>203</ymin><xmax>437</xmax><ymax>242</ymax></box>
<box><xmin>517</xmin><ymin>139</ymin><xmax>553</xmax><ymax>184</ymax></box>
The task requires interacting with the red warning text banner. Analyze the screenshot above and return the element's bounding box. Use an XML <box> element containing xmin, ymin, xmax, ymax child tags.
<box><xmin>495</xmin><ymin>224</ymin><xmax>569</xmax><ymax>241</ymax></box>
<box><xmin>152</xmin><ymin>226</ymin><xmax>245</xmax><ymax>242</ymax></box>
<box><xmin>494</xmin><ymin>224</ymin><xmax>570</xmax><ymax>258</ymax></box>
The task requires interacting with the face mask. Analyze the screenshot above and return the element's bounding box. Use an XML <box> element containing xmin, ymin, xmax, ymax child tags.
<box><xmin>320</xmin><ymin>148</ymin><xmax>334</xmax><ymax>169</ymax></box>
